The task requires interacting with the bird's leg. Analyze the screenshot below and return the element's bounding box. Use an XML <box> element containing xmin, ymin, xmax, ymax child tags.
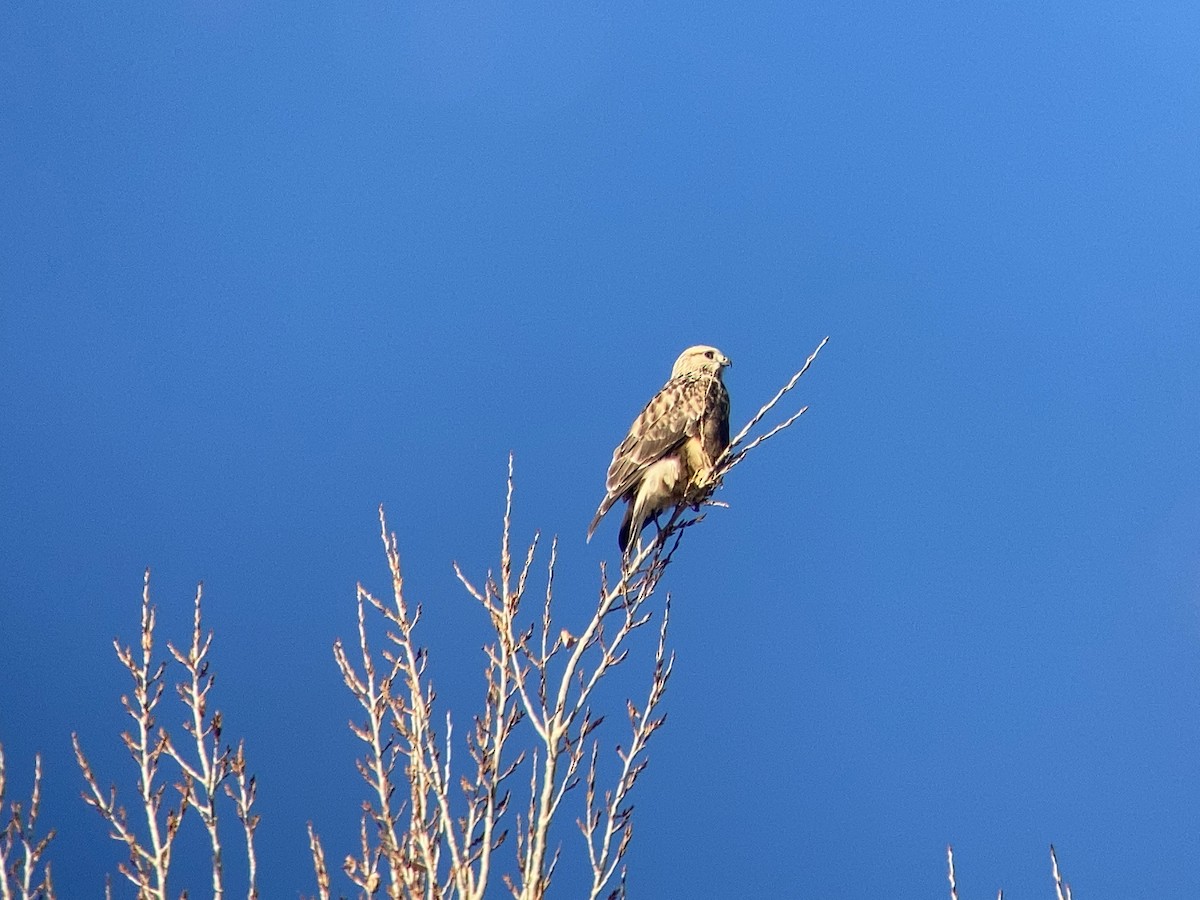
<box><xmin>650</xmin><ymin>510</ymin><xmax>665</xmax><ymax>541</ymax></box>
<box><xmin>686</xmin><ymin>462</ymin><xmax>721</xmax><ymax>508</ymax></box>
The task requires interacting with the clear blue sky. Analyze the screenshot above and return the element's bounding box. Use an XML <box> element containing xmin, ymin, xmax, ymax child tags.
<box><xmin>3</xmin><ymin>1</ymin><xmax>1198</xmax><ymax>897</ymax></box>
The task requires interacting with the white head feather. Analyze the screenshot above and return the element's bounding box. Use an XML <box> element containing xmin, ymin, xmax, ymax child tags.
<box><xmin>670</xmin><ymin>345</ymin><xmax>732</xmax><ymax>379</ymax></box>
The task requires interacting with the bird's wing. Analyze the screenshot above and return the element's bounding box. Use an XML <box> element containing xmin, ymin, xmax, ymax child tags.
<box><xmin>587</xmin><ymin>376</ymin><xmax>704</xmax><ymax>539</ymax></box>
<box><xmin>605</xmin><ymin>376</ymin><xmax>708</xmax><ymax>498</ymax></box>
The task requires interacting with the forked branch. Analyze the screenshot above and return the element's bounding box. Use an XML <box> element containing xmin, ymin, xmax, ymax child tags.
<box><xmin>73</xmin><ymin>571</ymin><xmax>258</xmax><ymax>900</ymax></box>
<box><xmin>1</xmin><ymin>747</ymin><xmax>57</xmax><ymax>900</ymax></box>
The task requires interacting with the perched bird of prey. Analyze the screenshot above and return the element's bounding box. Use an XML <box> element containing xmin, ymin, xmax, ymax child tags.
<box><xmin>588</xmin><ymin>345</ymin><xmax>732</xmax><ymax>553</ymax></box>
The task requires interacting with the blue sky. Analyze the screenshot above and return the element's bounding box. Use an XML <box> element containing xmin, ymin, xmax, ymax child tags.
<box><xmin>3</xmin><ymin>1</ymin><xmax>1199</xmax><ymax>897</ymax></box>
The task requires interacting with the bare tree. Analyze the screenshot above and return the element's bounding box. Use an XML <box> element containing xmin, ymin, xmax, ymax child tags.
<box><xmin>309</xmin><ymin>338</ymin><xmax>830</xmax><ymax>899</ymax></box>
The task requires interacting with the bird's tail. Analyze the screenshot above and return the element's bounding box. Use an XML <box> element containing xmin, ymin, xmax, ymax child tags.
<box><xmin>586</xmin><ymin>496</ymin><xmax>613</xmax><ymax>543</ymax></box>
<box><xmin>617</xmin><ymin>501</ymin><xmax>638</xmax><ymax>554</ymax></box>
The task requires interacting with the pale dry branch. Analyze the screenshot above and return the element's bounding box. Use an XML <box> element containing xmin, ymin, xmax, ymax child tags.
<box><xmin>72</xmin><ymin>571</ymin><xmax>177</xmax><ymax>899</ymax></box>
<box><xmin>163</xmin><ymin>582</ymin><xmax>233</xmax><ymax>899</ymax></box>
<box><xmin>331</xmin><ymin>504</ymin><xmax>496</xmax><ymax>899</ymax></box>
<box><xmin>1</xmin><ymin>747</ymin><xmax>57</xmax><ymax>900</ymax></box>
<box><xmin>306</xmin><ymin>824</ymin><xmax>331</xmax><ymax>900</ymax></box>
<box><xmin>332</xmin><ymin>586</ymin><xmax>408</xmax><ymax>894</ymax></box>
<box><xmin>376</xmin><ymin>511</ymin><xmax>467</xmax><ymax>899</ymax></box>
<box><xmin>949</xmin><ymin>845</ymin><xmax>1082</xmax><ymax>900</ymax></box>
<box><xmin>582</xmin><ymin>596</ymin><xmax>674</xmax><ymax>900</ymax></box>
<box><xmin>74</xmin><ymin>571</ymin><xmax>257</xmax><ymax>900</ymax></box>
<box><xmin>723</xmin><ymin>335</ymin><xmax>829</xmax><ymax>464</ymax></box>
<box><xmin>340</xmin><ymin>813</ymin><xmax>387</xmax><ymax>898</ymax></box>
<box><xmin>224</xmin><ymin>742</ymin><xmax>260</xmax><ymax>900</ymax></box>
<box><xmin>431</xmin><ymin>459</ymin><xmax>693</xmax><ymax>897</ymax></box>
<box><xmin>1050</xmin><ymin>845</ymin><xmax>1072</xmax><ymax>900</ymax></box>
<box><xmin>326</xmin><ymin>464</ymin><xmax>680</xmax><ymax>900</ymax></box>
<box><xmin>72</xmin><ymin>733</ymin><xmax>151</xmax><ymax>893</ymax></box>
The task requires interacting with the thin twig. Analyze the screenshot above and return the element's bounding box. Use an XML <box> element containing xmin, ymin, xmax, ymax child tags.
<box><xmin>1050</xmin><ymin>844</ymin><xmax>1072</xmax><ymax>900</ymax></box>
<box><xmin>725</xmin><ymin>335</ymin><xmax>828</xmax><ymax>458</ymax></box>
<box><xmin>306</xmin><ymin>824</ymin><xmax>331</xmax><ymax>900</ymax></box>
<box><xmin>0</xmin><ymin>747</ymin><xmax>58</xmax><ymax>900</ymax></box>
<box><xmin>164</xmin><ymin>582</ymin><xmax>229</xmax><ymax>899</ymax></box>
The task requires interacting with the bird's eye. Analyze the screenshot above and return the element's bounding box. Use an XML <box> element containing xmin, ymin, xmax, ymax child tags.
<box><xmin>704</xmin><ymin>350</ymin><xmax>714</xmax><ymax>359</ymax></box>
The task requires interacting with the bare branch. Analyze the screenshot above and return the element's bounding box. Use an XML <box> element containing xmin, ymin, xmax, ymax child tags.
<box><xmin>1050</xmin><ymin>845</ymin><xmax>1072</xmax><ymax>900</ymax></box>
<box><xmin>1</xmin><ymin>746</ymin><xmax>58</xmax><ymax>900</ymax></box>
<box><xmin>725</xmin><ymin>335</ymin><xmax>829</xmax><ymax>460</ymax></box>
<box><xmin>73</xmin><ymin>571</ymin><xmax>257</xmax><ymax>900</ymax></box>
<box><xmin>306</xmin><ymin>824</ymin><xmax>331</xmax><ymax>900</ymax></box>
<box><xmin>163</xmin><ymin>581</ymin><xmax>232</xmax><ymax>899</ymax></box>
<box><xmin>224</xmin><ymin>743</ymin><xmax>259</xmax><ymax>900</ymax></box>
<box><xmin>583</xmin><ymin>596</ymin><xmax>674</xmax><ymax>899</ymax></box>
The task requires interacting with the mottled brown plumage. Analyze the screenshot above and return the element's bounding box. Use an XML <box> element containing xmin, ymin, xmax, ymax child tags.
<box><xmin>588</xmin><ymin>345</ymin><xmax>732</xmax><ymax>552</ymax></box>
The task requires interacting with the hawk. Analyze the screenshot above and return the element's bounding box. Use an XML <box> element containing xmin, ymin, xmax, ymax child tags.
<box><xmin>587</xmin><ymin>345</ymin><xmax>732</xmax><ymax>553</ymax></box>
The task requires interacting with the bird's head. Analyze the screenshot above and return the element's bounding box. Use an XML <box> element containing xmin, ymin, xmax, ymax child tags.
<box><xmin>671</xmin><ymin>345</ymin><xmax>732</xmax><ymax>379</ymax></box>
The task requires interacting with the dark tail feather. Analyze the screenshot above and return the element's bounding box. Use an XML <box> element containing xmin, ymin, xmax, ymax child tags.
<box><xmin>617</xmin><ymin>503</ymin><xmax>636</xmax><ymax>554</ymax></box>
